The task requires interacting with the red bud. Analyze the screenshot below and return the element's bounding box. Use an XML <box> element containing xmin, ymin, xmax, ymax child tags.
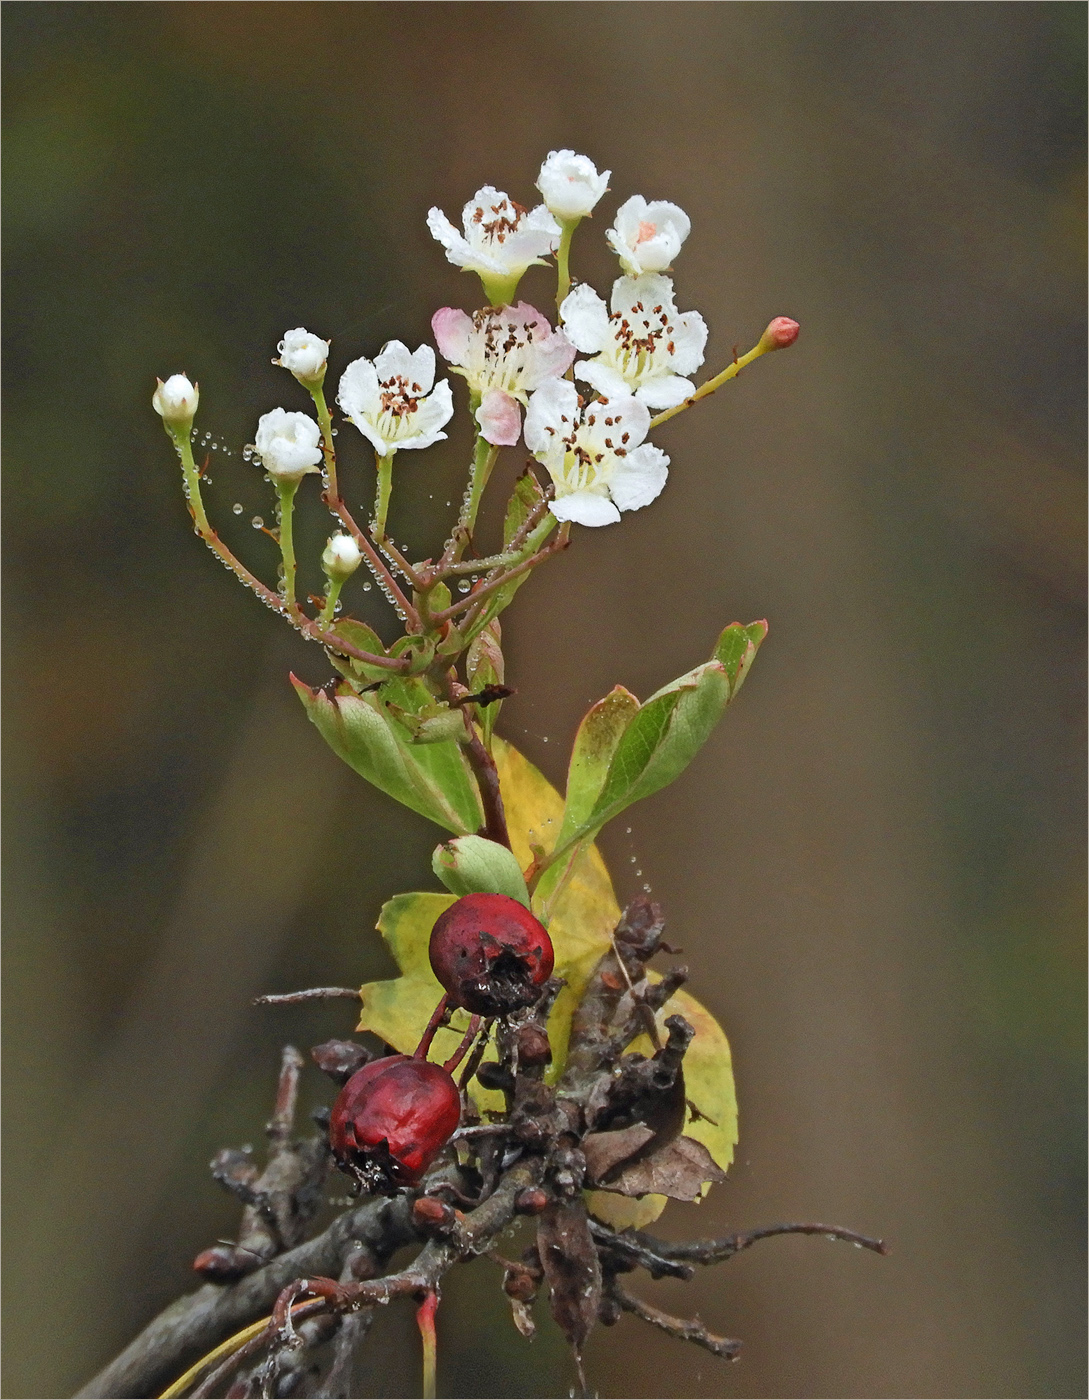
<box><xmin>761</xmin><ymin>316</ymin><xmax>800</xmax><ymax>351</ymax></box>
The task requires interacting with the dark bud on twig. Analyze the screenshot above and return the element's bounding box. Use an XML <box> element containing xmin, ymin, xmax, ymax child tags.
<box><xmin>311</xmin><ymin>1039</ymin><xmax>373</xmax><ymax>1085</ymax></box>
<box><xmin>477</xmin><ymin>1061</ymin><xmax>516</xmax><ymax>1094</ymax></box>
<box><xmin>516</xmin><ymin>1024</ymin><xmax>552</xmax><ymax>1067</ymax></box>
<box><xmin>412</xmin><ymin>1195</ymin><xmax>457</xmax><ymax>1233</ymax></box>
<box><xmin>514</xmin><ymin>1186</ymin><xmax>549</xmax><ymax>1216</ymax></box>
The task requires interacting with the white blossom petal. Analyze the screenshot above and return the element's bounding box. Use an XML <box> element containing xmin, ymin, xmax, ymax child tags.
<box><xmin>574</xmin><ymin>359</ymin><xmax>632</xmax><ymax>401</ymax></box>
<box><xmin>551</xmin><ymin>492</ymin><xmax>621</xmax><ymax>527</ymax></box>
<box><xmin>559</xmin><ymin>284</ymin><xmax>611</xmax><ymax>353</ymax></box>
<box><xmin>276</xmin><ymin>328</ymin><xmax>329</xmax><ymax>380</ymax></box>
<box><xmin>607</xmin><ymin>444</ymin><xmax>669</xmax><ymax>512</ymax></box>
<box><xmin>476</xmin><ymin>388</ymin><xmax>522</xmax><ymax>446</ymax></box>
<box><xmin>427</xmin><ymin>187</ymin><xmax>560</xmax><ymax>282</ymax></box>
<box><xmin>431</xmin><ymin>307</ymin><xmax>473</xmax><ymax>365</ymax></box>
<box><xmin>634</xmin><ymin>375</ymin><xmax>694</xmax><ymax>409</ymax></box>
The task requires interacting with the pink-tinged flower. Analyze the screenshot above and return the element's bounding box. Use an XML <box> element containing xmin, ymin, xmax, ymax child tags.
<box><xmin>760</xmin><ymin>316</ymin><xmax>800</xmax><ymax>350</ymax></box>
<box><xmin>536</xmin><ymin>150</ymin><xmax>610</xmax><ymax>221</ymax></box>
<box><xmin>561</xmin><ymin>274</ymin><xmax>707</xmax><ymax>410</ymax></box>
<box><xmin>523</xmin><ymin>379</ymin><xmax>669</xmax><ymax>528</ymax></box>
<box><xmin>431</xmin><ymin>302</ymin><xmax>575</xmax><ymax>446</ymax></box>
<box><xmin>606</xmin><ymin>196</ymin><xmax>690</xmax><ymax>275</ymax></box>
<box><xmin>337</xmin><ymin>342</ymin><xmax>453</xmax><ymax>456</ymax></box>
<box><xmin>427</xmin><ymin>187</ymin><xmax>560</xmax><ymax>303</ymax></box>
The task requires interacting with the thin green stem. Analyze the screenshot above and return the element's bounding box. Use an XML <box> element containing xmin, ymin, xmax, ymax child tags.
<box><xmin>309</xmin><ymin>381</ymin><xmax>338</xmax><ymax>501</ymax></box>
<box><xmin>275</xmin><ymin>480</ymin><xmax>300</xmax><ymax>612</ymax></box>
<box><xmin>649</xmin><ymin>339</ymin><xmax>770</xmax><ymax>430</ymax></box>
<box><xmin>174</xmin><ymin>429</ymin><xmax>212</xmax><ymax>536</ymax></box>
<box><xmin>318</xmin><ymin>577</ymin><xmax>344</xmax><ymax>625</ymax></box>
<box><xmin>435</xmin><ymin>516</ymin><xmax>565</xmax><ymax>625</ymax></box>
<box><xmin>555</xmin><ymin>217</ymin><xmax>579</xmax><ymax>311</ymax></box>
<box><xmin>458</xmin><ymin>436</ymin><xmax>500</xmax><ymax>549</ymax></box>
<box><xmin>374</xmin><ymin>451</ymin><xmax>395</xmax><ymax>540</ymax></box>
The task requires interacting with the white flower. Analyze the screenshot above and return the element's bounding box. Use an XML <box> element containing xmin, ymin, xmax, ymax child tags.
<box><xmin>337</xmin><ymin>341</ymin><xmax>453</xmax><ymax>456</ymax></box>
<box><xmin>322</xmin><ymin>532</ymin><xmax>362</xmax><ymax>579</ymax></box>
<box><xmin>276</xmin><ymin>327</ymin><xmax>329</xmax><ymax>383</ymax></box>
<box><xmin>606</xmin><ymin>195</ymin><xmax>690</xmax><ymax>275</ymax></box>
<box><xmin>431</xmin><ymin>302</ymin><xmax>574</xmax><ymax>445</ymax></box>
<box><xmin>254</xmin><ymin>408</ymin><xmax>323</xmax><ymax>484</ymax></box>
<box><xmin>561</xmin><ymin>274</ymin><xmax>707</xmax><ymax>410</ymax></box>
<box><xmin>427</xmin><ymin>186</ymin><xmax>560</xmax><ymax>300</ymax></box>
<box><xmin>523</xmin><ymin>379</ymin><xmax>669</xmax><ymax>528</ymax></box>
<box><xmin>536</xmin><ymin>150</ymin><xmax>610</xmax><ymax>221</ymax></box>
<box><xmin>152</xmin><ymin>373</ymin><xmax>199</xmax><ymax>429</ymax></box>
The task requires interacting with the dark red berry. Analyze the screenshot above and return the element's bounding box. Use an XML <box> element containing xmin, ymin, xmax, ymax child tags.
<box><xmin>428</xmin><ymin>892</ymin><xmax>554</xmax><ymax>1016</ymax></box>
<box><xmin>329</xmin><ymin>1055</ymin><xmax>461</xmax><ymax>1192</ymax></box>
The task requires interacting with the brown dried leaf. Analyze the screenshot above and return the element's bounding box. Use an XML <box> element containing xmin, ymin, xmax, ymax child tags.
<box><xmin>537</xmin><ymin>1198</ymin><xmax>602</xmax><ymax>1354</ymax></box>
<box><xmin>509</xmin><ymin>1297</ymin><xmax>536</xmax><ymax>1339</ymax></box>
<box><xmin>582</xmin><ymin>1123</ymin><xmax>655</xmax><ymax>1184</ymax></box>
<box><xmin>605</xmin><ymin>1135</ymin><xmax>728</xmax><ymax>1202</ymax></box>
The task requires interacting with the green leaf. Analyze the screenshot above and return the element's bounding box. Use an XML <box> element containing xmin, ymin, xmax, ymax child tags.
<box><xmin>292</xmin><ymin>676</ymin><xmax>483</xmax><ymax>833</ymax></box>
<box><xmin>713</xmin><ymin>619</ymin><xmax>768</xmax><ymax>698</ymax></box>
<box><xmin>549</xmin><ymin>621</ymin><xmax>768</xmax><ymax>855</ymax></box>
<box><xmin>502</xmin><ymin>467</ymin><xmax>545</xmax><ymax>548</ymax></box>
<box><xmin>432</xmin><ymin>834</ymin><xmax>530</xmax><ymax>907</ymax></box>
<box><xmin>324</xmin><ymin>619</ymin><xmax>395</xmax><ymax>687</ymax></box>
<box><xmin>557</xmin><ymin>686</ymin><xmax>640</xmax><ymax>847</ymax></box>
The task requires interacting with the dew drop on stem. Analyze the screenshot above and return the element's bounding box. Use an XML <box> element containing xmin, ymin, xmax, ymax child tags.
<box><xmin>232</xmin><ymin>503</ymin><xmax>244</xmax><ymax>515</ymax></box>
<box><xmin>251</xmin><ymin>516</ymin><xmax>264</xmax><ymax>529</ymax></box>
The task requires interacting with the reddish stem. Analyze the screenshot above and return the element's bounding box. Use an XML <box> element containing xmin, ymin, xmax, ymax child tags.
<box><xmin>414</xmin><ymin>994</ymin><xmax>451</xmax><ymax>1061</ymax></box>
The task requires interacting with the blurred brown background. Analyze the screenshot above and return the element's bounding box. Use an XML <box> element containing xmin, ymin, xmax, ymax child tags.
<box><xmin>3</xmin><ymin>4</ymin><xmax>1085</xmax><ymax>1397</ymax></box>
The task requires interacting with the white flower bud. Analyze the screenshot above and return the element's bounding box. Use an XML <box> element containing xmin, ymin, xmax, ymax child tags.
<box><xmin>254</xmin><ymin>408</ymin><xmax>323</xmax><ymax>485</ymax></box>
<box><xmin>322</xmin><ymin>532</ymin><xmax>362</xmax><ymax>580</ymax></box>
<box><xmin>153</xmin><ymin>374</ymin><xmax>199</xmax><ymax>430</ymax></box>
<box><xmin>276</xmin><ymin>328</ymin><xmax>329</xmax><ymax>385</ymax></box>
<box><xmin>536</xmin><ymin>150</ymin><xmax>610</xmax><ymax>221</ymax></box>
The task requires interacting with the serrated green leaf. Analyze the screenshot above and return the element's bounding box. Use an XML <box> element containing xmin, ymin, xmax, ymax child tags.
<box><xmin>557</xmin><ymin>686</ymin><xmax>640</xmax><ymax>847</ymax></box>
<box><xmin>292</xmin><ymin>676</ymin><xmax>483</xmax><ymax>833</ymax></box>
<box><xmin>432</xmin><ymin>834</ymin><xmax>530</xmax><ymax>907</ymax></box>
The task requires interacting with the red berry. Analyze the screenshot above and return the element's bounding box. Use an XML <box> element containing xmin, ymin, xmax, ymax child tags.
<box><xmin>329</xmin><ymin>1055</ymin><xmax>461</xmax><ymax>1191</ymax></box>
<box><xmin>428</xmin><ymin>892</ymin><xmax>554</xmax><ymax>1016</ymax></box>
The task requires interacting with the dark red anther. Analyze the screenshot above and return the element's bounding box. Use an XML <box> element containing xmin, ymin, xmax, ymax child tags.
<box><xmin>329</xmin><ymin>1054</ymin><xmax>461</xmax><ymax>1193</ymax></box>
<box><xmin>428</xmin><ymin>892</ymin><xmax>554</xmax><ymax>1017</ymax></box>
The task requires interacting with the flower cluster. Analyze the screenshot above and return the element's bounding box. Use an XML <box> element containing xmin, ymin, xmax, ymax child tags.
<box><xmin>152</xmin><ymin>149</ymin><xmax>796</xmax><ymax>695</ymax></box>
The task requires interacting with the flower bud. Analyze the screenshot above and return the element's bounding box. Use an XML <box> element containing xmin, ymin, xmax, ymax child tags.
<box><xmin>254</xmin><ymin>407</ymin><xmax>323</xmax><ymax>485</ymax></box>
<box><xmin>152</xmin><ymin>374</ymin><xmax>198</xmax><ymax>432</ymax></box>
<box><xmin>276</xmin><ymin>327</ymin><xmax>330</xmax><ymax>385</ymax></box>
<box><xmin>760</xmin><ymin>316</ymin><xmax>800</xmax><ymax>352</ymax></box>
<box><xmin>322</xmin><ymin>532</ymin><xmax>363</xmax><ymax>580</ymax></box>
<box><xmin>536</xmin><ymin>150</ymin><xmax>610</xmax><ymax>221</ymax></box>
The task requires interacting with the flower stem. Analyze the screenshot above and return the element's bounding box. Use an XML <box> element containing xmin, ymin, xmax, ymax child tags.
<box><xmin>374</xmin><ymin>451</ymin><xmax>395</xmax><ymax>540</ymax></box>
<box><xmin>318</xmin><ymin>576</ymin><xmax>344</xmax><ymax>625</ymax></box>
<box><xmin>275</xmin><ymin>480</ymin><xmax>300</xmax><ymax>612</ymax></box>
<box><xmin>649</xmin><ymin>337</ymin><xmax>770</xmax><ymax>430</ymax></box>
<box><xmin>556</xmin><ymin>217</ymin><xmax>579</xmax><ymax>311</ymax></box>
<box><xmin>174</xmin><ymin>428</ymin><xmax>212</xmax><ymax>536</ymax></box>
<box><xmin>310</xmin><ymin>382</ymin><xmax>338</xmax><ymax>500</ymax></box>
<box><xmin>416</xmin><ymin>1291</ymin><xmax>439</xmax><ymax>1400</ymax></box>
<box><xmin>458</xmin><ymin>435</ymin><xmax>500</xmax><ymax>548</ymax></box>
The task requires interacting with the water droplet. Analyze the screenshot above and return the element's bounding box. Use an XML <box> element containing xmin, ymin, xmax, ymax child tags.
<box><xmin>212</xmin><ymin>442</ymin><xmax>219</xmax><ymax>450</ymax></box>
<box><xmin>630</xmin><ymin>856</ymin><xmax>637</xmax><ymax>863</ymax></box>
<box><xmin>232</xmin><ymin>503</ymin><xmax>244</xmax><ymax>515</ymax></box>
<box><xmin>363</xmin><ymin>581</ymin><xmax>373</xmax><ymax>592</ymax></box>
<box><xmin>635</xmin><ymin>868</ymin><xmax>642</xmax><ymax>876</ymax></box>
<box><xmin>458</xmin><ymin>580</ymin><xmax>471</xmax><ymax>593</ymax></box>
<box><xmin>642</xmin><ymin>882</ymin><xmax>652</xmax><ymax>892</ymax></box>
<box><xmin>251</xmin><ymin>516</ymin><xmax>264</xmax><ymax>529</ymax></box>
<box><xmin>625</xmin><ymin>827</ymin><xmax>632</xmax><ymax>834</ymax></box>
<box><xmin>332</xmin><ymin>428</ymin><xmax>338</xmax><ymax>436</ymax></box>
<box><xmin>542</xmin><ymin>736</ymin><xmax>549</xmax><ymax>743</ymax></box>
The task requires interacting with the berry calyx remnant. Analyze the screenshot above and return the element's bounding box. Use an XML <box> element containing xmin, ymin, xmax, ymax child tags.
<box><xmin>329</xmin><ymin>1054</ymin><xmax>461</xmax><ymax>1193</ymax></box>
<box><xmin>428</xmin><ymin>892</ymin><xmax>555</xmax><ymax>1016</ymax></box>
